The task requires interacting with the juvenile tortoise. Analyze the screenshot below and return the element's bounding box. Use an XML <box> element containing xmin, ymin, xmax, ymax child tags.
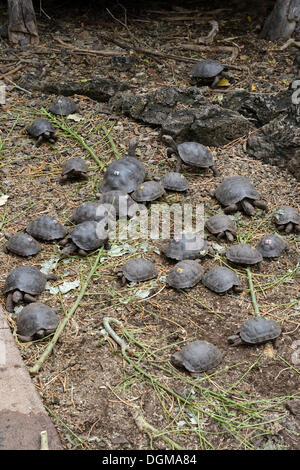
<box><xmin>60</xmin><ymin>220</ymin><xmax>110</xmax><ymax>257</ymax></box>
<box><xmin>117</xmin><ymin>258</ymin><xmax>158</xmax><ymax>285</ymax></box>
<box><xmin>171</xmin><ymin>340</ymin><xmax>223</xmax><ymax>376</ymax></box>
<box><xmin>191</xmin><ymin>59</ymin><xmax>229</xmax><ymax>88</ymax></box>
<box><xmin>131</xmin><ymin>181</ymin><xmax>165</xmax><ymax>203</ymax></box>
<box><xmin>161</xmin><ymin>172</ymin><xmax>190</xmax><ymax>192</ymax></box>
<box><xmin>163</xmin><ymin>135</ymin><xmax>218</xmax><ymax>176</ymax></box>
<box><xmin>166</xmin><ymin>260</ymin><xmax>204</xmax><ymax>289</ymax></box>
<box><xmin>68</xmin><ymin>201</ymin><xmax>115</xmax><ymax>225</ymax></box>
<box><xmin>162</xmin><ymin>232</ymin><xmax>209</xmax><ymax>261</ymax></box>
<box><xmin>3</xmin><ymin>232</ymin><xmax>42</xmax><ymax>257</ymax></box>
<box><xmin>228</xmin><ymin>317</ymin><xmax>282</xmax><ymax>346</ymax></box>
<box><xmin>26</xmin><ymin>216</ymin><xmax>68</xmax><ymax>242</ymax></box>
<box><xmin>256</xmin><ymin>234</ymin><xmax>288</xmax><ymax>258</ymax></box>
<box><xmin>61</xmin><ymin>157</ymin><xmax>89</xmax><ymax>182</ymax></box>
<box><xmin>202</xmin><ymin>266</ymin><xmax>242</xmax><ymax>294</ymax></box>
<box><xmin>214</xmin><ymin>176</ymin><xmax>268</xmax><ymax>216</ymax></box>
<box><xmin>205</xmin><ymin>214</ymin><xmax>237</xmax><ymax>242</ymax></box>
<box><xmin>273</xmin><ymin>206</ymin><xmax>300</xmax><ymax>234</ymax></box>
<box><xmin>226</xmin><ymin>244</ymin><xmax>263</xmax><ymax>270</ymax></box>
<box><xmin>27</xmin><ymin>118</ymin><xmax>57</xmax><ymax>147</ymax></box>
<box><xmin>16</xmin><ymin>303</ymin><xmax>59</xmax><ymax>342</ymax></box>
<box><xmin>4</xmin><ymin>265</ymin><xmax>57</xmax><ymax>312</ymax></box>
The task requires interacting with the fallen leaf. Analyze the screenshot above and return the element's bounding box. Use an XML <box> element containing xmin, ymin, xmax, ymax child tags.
<box><xmin>217</xmin><ymin>77</ymin><xmax>230</xmax><ymax>87</ymax></box>
<box><xmin>67</xmin><ymin>114</ymin><xmax>83</xmax><ymax>122</ymax></box>
<box><xmin>0</xmin><ymin>194</ymin><xmax>9</xmax><ymax>206</ymax></box>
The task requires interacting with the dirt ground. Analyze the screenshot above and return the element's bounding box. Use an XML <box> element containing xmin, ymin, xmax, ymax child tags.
<box><xmin>0</xmin><ymin>0</ymin><xmax>299</xmax><ymax>451</ymax></box>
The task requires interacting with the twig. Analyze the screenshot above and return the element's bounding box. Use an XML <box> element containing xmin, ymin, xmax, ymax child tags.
<box><xmin>56</xmin><ymin>38</ymin><xmax>124</xmax><ymax>56</ymax></box>
<box><xmin>40</xmin><ymin>430</ymin><xmax>49</xmax><ymax>450</ymax></box>
<box><xmin>198</xmin><ymin>20</ymin><xmax>219</xmax><ymax>45</ymax></box>
<box><xmin>279</xmin><ymin>38</ymin><xmax>300</xmax><ymax>50</ymax></box>
<box><xmin>178</xmin><ymin>44</ymin><xmax>240</xmax><ymax>64</ymax></box>
<box><xmin>133</xmin><ymin>411</ymin><xmax>184</xmax><ymax>450</ymax></box>
<box><xmin>3</xmin><ymin>77</ymin><xmax>32</xmax><ymax>94</ymax></box>
<box><xmin>101</xmin><ymin>123</ymin><xmax>122</xmax><ymax>159</ymax></box>
<box><xmin>0</xmin><ymin>64</ymin><xmax>23</xmax><ymax>80</ymax></box>
<box><xmin>246</xmin><ymin>267</ymin><xmax>260</xmax><ymax>315</ymax></box>
<box><xmin>103</xmin><ymin>317</ymin><xmax>132</xmax><ymax>355</ymax></box>
<box><xmin>29</xmin><ymin>248</ymin><xmax>104</xmax><ymax>375</ymax></box>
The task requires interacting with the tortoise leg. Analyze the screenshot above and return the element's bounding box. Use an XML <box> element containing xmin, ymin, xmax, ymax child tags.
<box><xmin>23</xmin><ymin>293</ymin><xmax>37</xmax><ymax>303</ymax></box>
<box><xmin>5</xmin><ymin>293</ymin><xmax>15</xmax><ymax>312</ymax></box>
<box><xmin>60</xmin><ymin>242</ymin><xmax>78</xmax><ymax>258</ymax></box>
<box><xmin>240</xmin><ymin>199</ymin><xmax>255</xmax><ymax>216</ymax></box>
<box><xmin>228</xmin><ymin>334</ymin><xmax>242</xmax><ymax>346</ymax></box>
<box><xmin>216</xmin><ymin>231</ymin><xmax>225</xmax><ymax>240</ymax></box>
<box><xmin>211</xmin><ymin>165</ymin><xmax>219</xmax><ymax>177</ymax></box>
<box><xmin>223</xmin><ymin>204</ymin><xmax>238</xmax><ymax>214</ymax></box>
<box><xmin>175</xmin><ymin>155</ymin><xmax>183</xmax><ymax>173</ymax></box>
<box><xmin>46</xmin><ymin>273</ymin><xmax>58</xmax><ymax>281</ymax></box>
<box><xmin>285</xmin><ymin>222</ymin><xmax>294</xmax><ymax>234</ymax></box>
<box><xmin>211</xmin><ymin>74</ymin><xmax>221</xmax><ymax>88</ymax></box>
<box><xmin>35</xmin><ymin>135</ymin><xmax>44</xmax><ymax>147</ymax></box>
<box><xmin>12</xmin><ymin>290</ymin><xmax>23</xmax><ymax>304</ymax></box>
<box><xmin>277</xmin><ymin>224</ymin><xmax>285</xmax><ymax>232</ymax></box>
<box><xmin>253</xmin><ymin>199</ymin><xmax>268</xmax><ymax>212</ymax></box>
<box><xmin>78</xmin><ymin>249</ymin><xmax>88</xmax><ymax>256</ymax></box>
<box><xmin>233</xmin><ymin>285</ymin><xmax>243</xmax><ymax>294</ymax></box>
<box><xmin>225</xmin><ymin>230</ymin><xmax>235</xmax><ymax>242</ymax></box>
<box><xmin>2</xmin><ymin>245</ymin><xmax>9</xmax><ymax>254</ymax></box>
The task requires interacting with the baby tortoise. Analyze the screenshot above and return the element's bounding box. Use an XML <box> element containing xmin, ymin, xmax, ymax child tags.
<box><xmin>97</xmin><ymin>190</ymin><xmax>136</xmax><ymax>219</ymax></box>
<box><xmin>3</xmin><ymin>232</ymin><xmax>42</xmax><ymax>257</ymax></box>
<box><xmin>49</xmin><ymin>96</ymin><xmax>78</xmax><ymax>116</ymax></box>
<box><xmin>214</xmin><ymin>176</ymin><xmax>268</xmax><ymax>216</ymax></box>
<box><xmin>163</xmin><ymin>135</ymin><xmax>218</xmax><ymax>176</ymax></box>
<box><xmin>256</xmin><ymin>234</ymin><xmax>288</xmax><ymax>258</ymax></box>
<box><xmin>166</xmin><ymin>260</ymin><xmax>204</xmax><ymax>289</ymax></box>
<box><xmin>162</xmin><ymin>232</ymin><xmax>209</xmax><ymax>261</ymax></box>
<box><xmin>273</xmin><ymin>206</ymin><xmax>300</xmax><ymax>234</ymax></box>
<box><xmin>16</xmin><ymin>303</ymin><xmax>59</xmax><ymax>342</ymax></box>
<box><xmin>205</xmin><ymin>214</ymin><xmax>237</xmax><ymax>242</ymax></box>
<box><xmin>61</xmin><ymin>157</ymin><xmax>89</xmax><ymax>182</ymax></box>
<box><xmin>226</xmin><ymin>244</ymin><xmax>263</xmax><ymax>270</ymax></box>
<box><xmin>100</xmin><ymin>138</ymin><xmax>146</xmax><ymax>193</ymax></box>
<box><xmin>202</xmin><ymin>266</ymin><xmax>242</xmax><ymax>294</ymax></box>
<box><xmin>26</xmin><ymin>216</ymin><xmax>68</xmax><ymax>242</ymax></box>
<box><xmin>228</xmin><ymin>317</ymin><xmax>282</xmax><ymax>346</ymax></box>
<box><xmin>117</xmin><ymin>258</ymin><xmax>158</xmax><ymax>285</ymax></box>
<box><xmin>68</xmin><ymin>201</ymin><xmax>115</xmax><ymax>225</ymax></box>
<box><xmin>60</xmin><ymin>221</ymin><xmax>110</xmax><ymax>257</ymax></box>
<box><xmin>171</xmin><ymin>340</ymin><xmax>223</xmax><ymax>376</ymax></box>
<box><xmin>131</xmin><ymin>181</ymin><xmax>165</xmax><ymax>203</ymax></box>
<box><xmin>4</xmin><ymin>265</ymin><xmax>57</xmax><ymax>312</ymax></box>
<box><xmin>191</xmin><ymin>59</ymin><xmax>229</xmax><ymax>88</ymax></box>
<box><xmin>161</xmin><ymin>172</ymin><xmax>190</xmax><ymax>192</ymax></box>
<box><xmin>27</xmin><ymin>118</ymin><xmax>57</xmax><ymax>147</ymax></box>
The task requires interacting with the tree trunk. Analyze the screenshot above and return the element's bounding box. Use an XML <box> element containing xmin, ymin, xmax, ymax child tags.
<box><xmin>7</xmin><ymin>0</ymin><xmax>39</xmax><ymax>45</ymax></box>
<box><xmin>260</xmin><ymin>0</ymin><xmax>300</xmax><ymax>40</ymax></box>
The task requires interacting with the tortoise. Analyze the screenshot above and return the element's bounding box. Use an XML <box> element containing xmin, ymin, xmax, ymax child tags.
<box><xmin>61</xmin><ymin>157</ymin><xmax>89</xmax><ymax>182</ymax></box>
<box><xmin>161</xmin><ymin>172</ymin><xmax>190</xmax><ymax>192</ymax></box>
<box><xmin>4</xmin><ymin>265</ymin><xmax>57</xmax><ymax>313</ymax></box>
<box><xmin>273</xmin><ymin>206</ymin><xmax>300</xmax><ymax>234</ymax></box>
<box><xmin>191</xmin><ymin>59</ymin><xmax>229</xmax><ymax>88</ymax></box>
<box><xmin>16</xmin><ymin>302</ymin><xmax>59</xmax><ymax>342</ymax></box>
<box><xmin>162</xmin><ymin>232</ymin><xmax>209</xmax><ymax>261</ymax></box>
<box><xmin>131</xmin><ymin>181</ymin><xmax>165</xmax><ymax>203</ymax></box>
<box><xmin>97</xmin><ymin>190</ymin><xmax>136</xmax><ymax>219</ymax></box>
<box><xmin>27</xmin><ymin>118</ymin><xmax>57</xmax><ymax>147</ymax></box>
<box><xmin>26</xmin><ymin>216</ymin><xmax>68</xmax><ymax>242</ymax></box>
<box><xmin>60</xmin><ymin>220</ymin><xmax>110</xmax><ymax>257</ymax></box>
<box><xmin>171</xmin><ymin>340</ymin><xmax>223</xmax><ymax>376</ymax></box>
<box><xmin>202</xmin><ymin>266</ymin><xmax>242</xmax><ymax>294</ymax></box>
<box><xmin>226</xmin><ymin>244</ymin><xmax>263</xmax><ymax>269</ymax></box>
<box><xmin>49</xmin><ymin>96</ymin><xmax>78</xmax><ymax>116</ymax></box>
<box><xmin>256</xmin><ymin>234</ymin><xmax>288</xmax><ymax>258</ymax></box>
<box><xmin>100</xmin><ymin>138</ymin><xmax>146</xmax><ymax>193</ymax></box>
<box><xmin>205</xmin><ymin>214</ymin><xmax>237</xmax><ymax>242</ymax></box>
<box><xmin>214</xmin><ymin>176</ymin><xmax>268</xmax><ymax>216</ymax></box>
<box><xmin>117</xmin><ymin>258</ymin><xmax>158</xmax><ymax>285</ymax></box>
<box><xmin>228</xmin><ymin>317</ymin><xmax>282</xmax><ymax>346</ymax></box>
<box><xmin>68</xmin><ymin>201</ymin><xmax>115</xmax><ymax>225</ymax></box>
<box><xmin>3</xmin><ymin>232</ymin><xmax>42</xmax><ymax>257</ymax></box>
<box><xmin>166</xmin><ymin>260</ymin><xmax>204</xmax><ymax>289</ymax></box>
<box><xmin>162</xmin><ymin>135</ymin><xmax>219</xmax><ymax>176</ymax></box>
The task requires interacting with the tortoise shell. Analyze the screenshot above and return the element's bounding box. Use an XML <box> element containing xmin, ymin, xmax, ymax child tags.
<box><xmin>166</xmin><ymin>260</ymin><xmax>204</xmax><ymax>289</ymax></box>
<box><xmin>131</xmin><ymin>181</ymin><xmax>165</xmax><ymax>202</ymax></box>
<box><xmin>49</xmin><ymin>96</ymin><xmax>78</xmax><ymax>116</ymax></box>
<box><xmin>256</xmin><ymin>234</ymin><xmax>287</xmax><ymax>258</ymax></box>
<box><xmin>177</xmin><ymin>142</ymin><xmax>214</xmax><ymax>168</ymax></box>
<box><xmin>62</xmin><ymin>157</ymin><xmax>88</xmax><ymax>177</ymax></box>
<box><xmin>4</xmin><ymin>266</ymin><xmax>48</xmax><ymax>296</ymax></box>
<box><xmin>238</xmin><ymin>317</ymin><xmax>282</xmax><ymax>344</ymax></box>
<box><xmin>171</xmin><ymin>340</ymin><xmax>223</xmax><ymax>374</ymax></box>
<box><xmin>162</xmin><ymin>233</ymin><xmax>208</xmax><ymax>261</ymax></box>
<box><xmin>274</xmin><ymin>206</ymin><xmax>300</xmax><ymax>227</ymax></box>
<box><xmin>4</xmin><ymin>233</ymin><xmax>42</xmax><ymax>257</ymax></box>
<box><xmin>69</xmin><ymin>201</ymin><xmax>114</xmax><ymax>225</ymax></box>
<box><xmin>27</xmin><ymin>118</ymin><xmax>55</xmax><ymax>137</ymax></box>
<box><xmin>161</xmin><ymin>172</ymin><xmax>190</xmax><ymax>192</ymax></box>
<box><xmin>121</xmin><ymin>258</ymin><xmax>158</xmax><ymax>282</ymax></box>
<box><xmin>215</xmin><ymin>176</ymin><xmax>261</xmax><ymax>206</ymax></box>
<box><xmin>26</xmin><ymin>216</ymin><xmax>68</xmax><ymax>241</ymax></box>
<box><xmin>69</xmin><ymin>221</ymin><xmax>109</xmax><ymax>251</ymax></box>
<box><xmin>191</xmin><ymin>59</ymin><xmax>225</xmax><ymax>79</ymax></box>
<box><xmin>16</xmin><ymin>302</ymin><xmax>58</xmax><ymax>340</ymax></box>
<box><xmin>226</xmin><ymin>244</ymin><xmax>263</xmax><ymax>266</ymax></box>
<box><xmin>205</xmin><ymin>214</ymin><xmax>237</xmax><ymax>238</ymax></box>
<box><xmin>202</xmin><ymin>266</ymin><xmax>241</xmax><ymax>294</ymax></box>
